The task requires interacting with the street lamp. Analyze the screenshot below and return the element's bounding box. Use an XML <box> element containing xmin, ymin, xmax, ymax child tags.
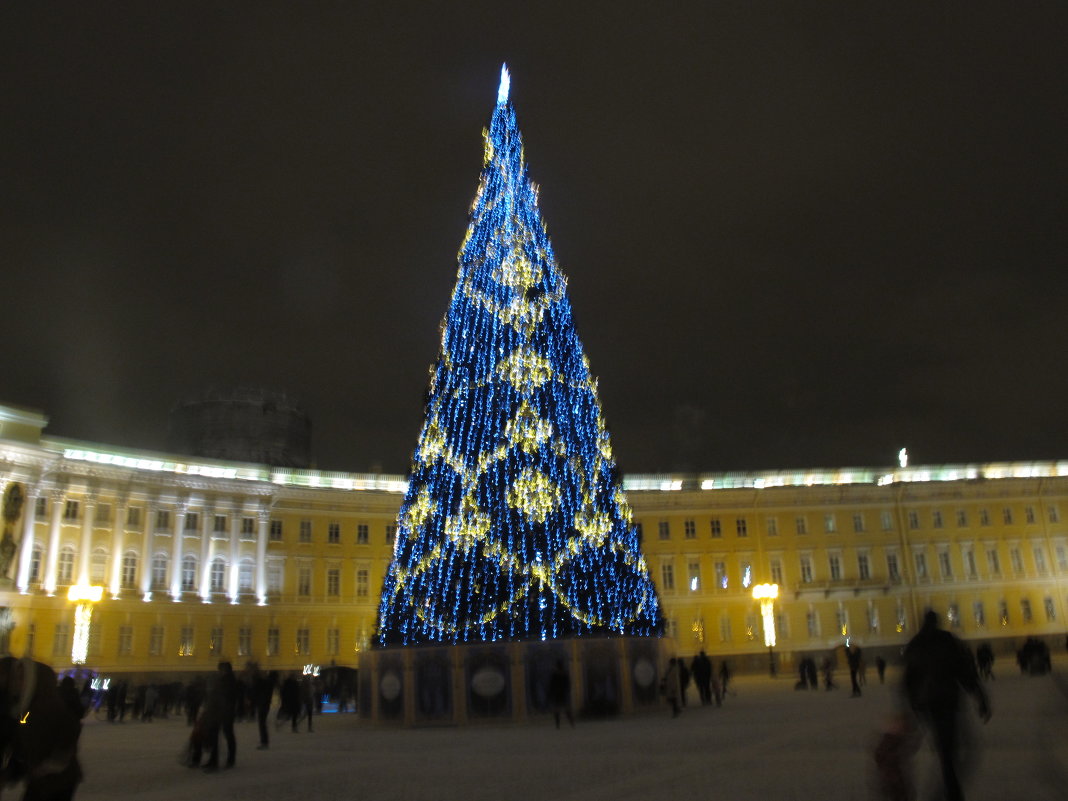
<box><xmin>752</xmin><ymin>583</ymin><xmax>779</xmax><ymax>677</ymax></box>
<box><xmin>67</xmin><ymin>583</ymin><xmax>103</xmax><ymax>665</ymax></box>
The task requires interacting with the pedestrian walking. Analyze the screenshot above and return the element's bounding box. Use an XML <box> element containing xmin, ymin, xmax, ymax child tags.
<box><xmin>903</xmin><ymin>610</ymin><xmax>991</xmax><ymax>801</ymax></box>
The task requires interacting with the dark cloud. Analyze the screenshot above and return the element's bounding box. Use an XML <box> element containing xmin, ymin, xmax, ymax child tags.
<box><xmin>2</xmin><ymin>3</ymin><xmax>1066</xmax><ymax>473</ymax></box>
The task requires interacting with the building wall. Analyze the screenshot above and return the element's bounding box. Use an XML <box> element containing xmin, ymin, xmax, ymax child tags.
<box><xmin>1</xmin><ymin>406</ymin><xmax>1065</xmax><ymax>678</ymax></box>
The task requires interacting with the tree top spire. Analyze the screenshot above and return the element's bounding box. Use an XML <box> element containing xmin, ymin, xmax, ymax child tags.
<box><xmin>497</xmin><ymin>64</ymin><xmax>510</xmax><ymax>105</ymax></box>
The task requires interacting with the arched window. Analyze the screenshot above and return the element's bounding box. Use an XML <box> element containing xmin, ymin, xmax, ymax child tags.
<box><xmin>90</xmin><ymin>548</ymin><xmax>108</xmax><ymax>583</ymax></box>
<box><xmin>152</xmin><ymin>554</ymin><xmax>168</xmax><ymax>589</ymax></box>
<box><xmin>57</xmin><ymin>547</ymin><xmax>75</xmax><ymax>584</ymax></box>
<box><xmin>181</xmin><ymin>554</ymin><xmax>197</xmax><ymax>591</ymax></box>
<box><xmin>210</xmin><ymin>558</ymin><xmax>226</xmax><ymax>592</ymax></box>
<box><xmin>239</xmin><ymin>559</ymin><xmax>254</xmax><ymax>592</ymax></box>
<box><xmin>29</xmin><ymin>546</ymin><xmax>42</xmax><ymax>584</ymax></box>
<box><xmin>121</xmin><ymin>552</ymin><xmax>138</xmax><ymax>589</ymax></box>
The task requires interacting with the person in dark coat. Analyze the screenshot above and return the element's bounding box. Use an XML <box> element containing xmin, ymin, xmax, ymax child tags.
<box><xmin>847</xmin><ymin>645</ymin><xmax>863</xmax><ymax>697</ymax></box>
<box><xmin>691</xmin><ymin>651</ymin><xmax>713</xmax><ymax>705</ymax></box>
<box><xmin>203</xmin><ymin>661</ymin><xmax>238</xmax><ymax>771</ymax></box>
<box><xmin>279</xmin><ymin>673</ymin><xmax>301</xmax><ymax>732</ymax></box>
<box><xmin>547</xmin><ymin>660</ymin><xmax>574</xmax><ymax>729</ymax></box>
<box><xmin>903</xmin><ymin>610</ymin><xmax>991</xmax><ymax>801</ymax></box>
<box><xmin>250</xmin><ymin>667</ymin><xmax>277</xmax><ymax>750</ymax></box>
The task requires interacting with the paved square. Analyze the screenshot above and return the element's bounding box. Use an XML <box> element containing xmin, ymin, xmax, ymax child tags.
<box><xmin>75</xmin><ymin>664</ymin><xmax>1068</xmax><ymax>801</ymax></box>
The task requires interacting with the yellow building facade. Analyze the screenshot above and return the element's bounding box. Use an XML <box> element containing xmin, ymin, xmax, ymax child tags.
<box><xmin>1</xmin><ymin>401</ymin><xmax>1065</xmax><ymax>678</ymax></box>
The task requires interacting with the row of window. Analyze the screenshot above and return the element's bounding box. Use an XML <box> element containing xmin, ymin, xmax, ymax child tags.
<box><xmin>39</xmin><ymin>622</ymin><xmax>370</xmax><ymax>660</ymax></box>
<box><xmin>658</xmin><ymin>542</ymin><xmax>1068</xmax><ymax>593</ymax></box>
<box><xmin>669</xmin><ymin>593</ymin><xmax>1059</xmax><ymax>644</ymax></box>
<box><xmin>26</xmin><ymin>547</ymin><xmax>373</xmax><ymax>598</ymax></box>
<box><xmin>40</xmin><ymin>500</ymin><xmax>398</xmax><ymax>547</ymax></box>
<box><xmin>646</xmin><ymin>504</ymin><xmax>1062</xmax><ymax>541</ymax></box>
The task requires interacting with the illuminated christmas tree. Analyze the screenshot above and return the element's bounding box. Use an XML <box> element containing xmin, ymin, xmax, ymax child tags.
<box><xmin>375</xmin><ymin>66</ymin><xmax>662</xmax><ymax>646</ymax></box>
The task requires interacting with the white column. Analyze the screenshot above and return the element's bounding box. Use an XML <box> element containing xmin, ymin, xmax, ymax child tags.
<box><xmin>108</xmin><ymin>502</ymin><xmax>127</xmax><ymax>599</ymax></box>
<box><xmin>139</xmin><ymin>504</ymin><xmax>155</xmax><ymax>601</ymax></box>
<box><xmin>76</xmin><ymin>499</ymin><xmax>95</xmax><ymax>587</ymax></box>
<box><xmin>256</xmin><ymin>507</ymin><xmax>270</xmax><ymax>605</ymax></box>
<box><xmin>198</xmin><ymin>509</ymin><xmax>214</xmax><ymax>601</ymax></box>
<box><xmin>169</xmin><ymin>503</ymin><xmax>187</xmax><ymax>601</ymax></box>
<box><xmin>42</xmin><ymin>492</ymin><xmax>64</xmax><ymax>597</ymax></box>
<box><xmin>228</xmin><ymin>511</ymin><xmax>241</xmax><ymax>603</ymax></box>
<box><xmin>16</xmin><ymin>486</ymin><xmax>39</xmax><ymax>593</ymax></box>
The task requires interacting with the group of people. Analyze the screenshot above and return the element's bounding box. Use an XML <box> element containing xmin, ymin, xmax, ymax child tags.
<box><xmin>661</xmin><ymin>652</ymin><xmax>731</xmax><ymax>716</ymax></box>
<box><xmin>183</xmin><ymin>663</ymin><xmax>321</xmax><ymax>772</ymax></box>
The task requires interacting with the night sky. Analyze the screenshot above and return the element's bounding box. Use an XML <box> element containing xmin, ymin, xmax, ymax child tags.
<box><xmin>4</xmin><ymin>3</ymin><xmax>1066</xmax><ymax>475</ymax></box>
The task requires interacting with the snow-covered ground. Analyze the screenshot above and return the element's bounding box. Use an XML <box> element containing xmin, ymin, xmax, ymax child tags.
<box><xmin>73</xmin><ymin>663</ymin><xmax>1068</xmax><ymax>801</ymax></box>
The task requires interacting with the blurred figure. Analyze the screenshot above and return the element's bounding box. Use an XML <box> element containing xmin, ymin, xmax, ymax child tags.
<box><xmin>975</xmin><ymin>644</ymin><xmax>994</xmax><ymax>681</ymax></box>
<box><xmin>691</xmin><ymin>651</ymin><xmax>713</xmax><ymax>705</ymax></box>
<box><xmin>904</xmin><ymin>610</ymin><xmax>991</xmax><ymax>801</ymax></box>
<box><xmin>661</xmin><ymin>658</ymin><xmax>681</xmax><ymax>717</ymax></box>
<box><xmin>548</xmin><ymin>659</ymin><xmax>574</xmax><ymax>729</ymax></box>
<box><xmin>847</xmin><ymin>645</ymin><xmax>863</xmax><ymax>697</ymax></box>
<box><xmin>203</xmin><ymin>662</ymin><xmax>238</xmax><ymax>771</ymax></box>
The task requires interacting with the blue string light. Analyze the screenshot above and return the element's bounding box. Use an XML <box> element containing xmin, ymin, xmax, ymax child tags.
<box><xmin>375</xmin><ymin>66</ymin><xmax>663</xmax><ymax>646</ymax></box>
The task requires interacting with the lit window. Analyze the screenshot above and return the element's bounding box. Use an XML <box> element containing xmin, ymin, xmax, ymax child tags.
<box><xmin>687</xmin><ymin>560</ymin><xmax>700</xmax><ymax>591</ymax></box>
<box><xmin>715</xmin><ymin>561</ymin><xmax>728</xmax><ymax>589</ymax></box>
<box><xmin>295</xmin><ymin>628</ymin><xmax>310</xmax><ymax>656</ymax></box>
<box><xmin>209</xmin><ymin>627</ymin><xmax>223</xmax><ymax>655</ymax></box>
<box><xmin>178</xmin><ymin>626</ymin><xmax>194</xmax><ymax>657</ymax></box>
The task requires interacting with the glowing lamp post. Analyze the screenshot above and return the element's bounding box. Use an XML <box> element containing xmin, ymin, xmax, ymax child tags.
<box><xmin>67</xmin><ymin>584</ymin><xmax>104</xmax><ymax>665</ymax></box>
<box><xmin>752</xmin><ymin>583</ymin><xmax>779</xmax><ymax>677</ymax></box>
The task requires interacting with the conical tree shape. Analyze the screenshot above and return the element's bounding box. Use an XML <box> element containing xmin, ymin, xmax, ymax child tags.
<box><xmin>375</xmin><ymin>67</ymin><xmax>663</xmax><ymax>646</ymax></box>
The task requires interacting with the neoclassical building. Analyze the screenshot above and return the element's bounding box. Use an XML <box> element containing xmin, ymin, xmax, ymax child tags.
<box><xmin>1</xmin><ymin>400</ymin><xmax>1065</xmax><ymax>678</ymax></box>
